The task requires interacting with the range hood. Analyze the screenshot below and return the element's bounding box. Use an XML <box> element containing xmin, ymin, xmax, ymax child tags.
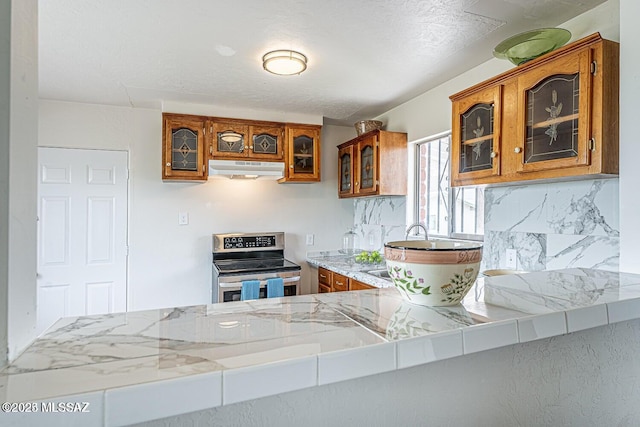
<box><xmin>208</xmin><ymin>159</ymin><xmax>285</xmax><ymax>180</ymax></box>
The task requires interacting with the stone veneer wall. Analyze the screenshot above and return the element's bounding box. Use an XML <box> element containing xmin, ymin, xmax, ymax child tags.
<box><xmin>353</xmin><ymin>177</ymin><xmax>619</xmax><ymax>272</ymax></box>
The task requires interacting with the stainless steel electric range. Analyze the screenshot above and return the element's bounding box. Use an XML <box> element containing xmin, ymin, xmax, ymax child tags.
<box><xmin>211</xmin><ymin>232</ymin><xmax>301</xmax><ymax>303</ymax></box>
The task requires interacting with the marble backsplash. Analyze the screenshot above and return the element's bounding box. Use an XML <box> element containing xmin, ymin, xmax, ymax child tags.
<box><xmin>483</xmin><ymin>178</ymin><xmax>619</xmax><ymax>272</ymax></box>
<box><xmin>352</xmin><ymin>178</ymin><xmax>619</xmax><ymax>273</ymax></box>
<box><xmin>353</xmin><ymin>197</ymin><xmax>407</xmax><ymax>252</ymax></box>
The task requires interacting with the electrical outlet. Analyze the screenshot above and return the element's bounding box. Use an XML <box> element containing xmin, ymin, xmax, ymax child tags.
<box><xmin>306</xmin><ymin>234</ymin><xmax>314</xmax><ymax>246</ymax></box>
<box><xmin>178</xmin><ymin>212</ymin><xmax>189</xmax><ymax>225</ymax></box>
<box><xmin>506</xmin><ymin>249</ymin><xmax>517</xmax><ymax>269</ymax></box>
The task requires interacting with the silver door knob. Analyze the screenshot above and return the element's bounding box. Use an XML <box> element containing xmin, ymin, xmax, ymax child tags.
<box><xmin>490</xmin><ymin>152</ymin><xmax>497</xmax><ymax>158</ymax></box>
<box><xmin>514</xmin><ymin>147</ymin><xmax>522</xmax><ymax>153</ymax></box>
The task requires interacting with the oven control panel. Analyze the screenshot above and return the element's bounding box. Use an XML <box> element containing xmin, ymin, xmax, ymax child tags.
<box><xmin>223</xmin><ymin>235</ymin><xmax>274</xmax><ymax>249</ymax></box>
<box><xmin>212</xmin><ymin>232</ymin><xmax>285</xmax><ymax>253</ymax></box>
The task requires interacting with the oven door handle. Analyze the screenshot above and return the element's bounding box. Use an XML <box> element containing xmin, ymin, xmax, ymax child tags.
<box><xmin>219</xmin><ymin>275</ymin><xmax>301</xmax><ymax>288</ymax></box>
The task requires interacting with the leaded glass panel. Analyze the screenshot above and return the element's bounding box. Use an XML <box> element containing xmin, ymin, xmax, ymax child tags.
<box><xmin>293</xmin><ymin>135</ymin><xmax>314</xmax><ymax>174</ymax></box>
<box><xmin>340</xmin><ymin>152</ymin><xmax>351</xmax><ymax>192</ymax></box>
<box><xmin>217</xmin><ymin>130</ymin><xmax>245</xmax><ymax>153</ymax></box>
<box><xmin>171</xmin><ymin>128</ymin><xmax>198</xmax><ymax>171</ymax></box>
<box><xmin>360</xmin><ymin>145</ymin><xmax>374</xmax><ymax>189</ymax></box>
<box><xmin>460</xmin><ymin>103</ymin><xmax>494</xmax><ymax>173</ymax></box>
<box><xmin>525</xmin><ymin>73</ymin><xmax>579</xmax><ymax>163</ymax></box>
<box><xmin>252</xmin><ymin>133</ymin><xmax>278</xmax><ymax>155</ymax></box>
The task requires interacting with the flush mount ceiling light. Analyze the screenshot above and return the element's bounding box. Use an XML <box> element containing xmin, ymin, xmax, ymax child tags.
<box><xmin>262</xmin><ymin>50</ymin><xmax>307</xmax><ymax>76</ymax></box>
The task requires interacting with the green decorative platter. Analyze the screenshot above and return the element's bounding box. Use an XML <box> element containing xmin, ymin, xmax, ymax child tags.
<box><xmin>493</xmin><ymin>28</ymin><xmax>571</xmax><ymax>66</ymax></box>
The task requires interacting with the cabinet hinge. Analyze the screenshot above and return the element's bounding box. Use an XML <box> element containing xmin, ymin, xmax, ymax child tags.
<box><xmin>203</xmin><ymin>127</ymin><xmax>206</xmax><ymax>135</ymax></box>
<box><xmin>589</xmin><ymin>138</ymin><xmax>596</xmax><ymax>151</ymax></box>
<box><xmin>590</xmin><ymin>61</ymin><xmax>597</xmax><ymax>75</ymax></box>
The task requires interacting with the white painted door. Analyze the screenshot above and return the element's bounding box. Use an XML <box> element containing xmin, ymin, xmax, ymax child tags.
<box><xmin>37</xmin><ymin>147</ymin><xmax>128</xmax><ymax>335</ymax></box>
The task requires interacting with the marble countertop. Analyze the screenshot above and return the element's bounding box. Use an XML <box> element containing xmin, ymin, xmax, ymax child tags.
<box><xmin>2</xmin><ymin>267</ymin><xmax>640</xmax><ymax>426</ymax></box>
<box><xmin>305</xmin><ymin>250</ymin><xmax>394</xmax><ymax>288</ymax></box>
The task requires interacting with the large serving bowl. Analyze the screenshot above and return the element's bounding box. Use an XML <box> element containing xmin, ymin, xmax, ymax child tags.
<box><xmin>384</xmin><ymin>240</ymin><xmax>483</xmax><ymax>306</ymax></box>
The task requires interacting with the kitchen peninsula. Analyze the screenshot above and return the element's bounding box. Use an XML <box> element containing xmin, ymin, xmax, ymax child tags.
<box><xmin>2</xmin><ymin>268</ymin><xmax>640</xmax><ymax>426</ymax></box>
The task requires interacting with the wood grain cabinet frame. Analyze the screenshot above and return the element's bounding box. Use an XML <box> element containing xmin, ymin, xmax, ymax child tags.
<box><xmin>162</xmin><ymin>113</ymin><xmax>208</xmax><ymax>181</ymax></box>
<box><xmin>161</xmin><ymin>112</ymin><xmax>322</xmax><ymax>183</ymax></box>
<box><xmin>450</xmin><ymin>32</ymin><xmax>619</xmax><ymax>187</ymax></box>
<box><xmin>279</xmin><ymin>124</ymin><xmax>322</xmax><ymax>183</ymax></box>
<box><xmin>337</xmin><ymin>130</ymin><xmax>408</xmax><ymax>198</ymax></box>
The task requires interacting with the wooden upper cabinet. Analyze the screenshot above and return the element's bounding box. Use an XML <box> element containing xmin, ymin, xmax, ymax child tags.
<box><xmin>162</xmin><ymin>113</ymin><xmax>321</xmax><ymax>183</ymax></box>
<box><xmin>162</xmin><ymin>113</ymin><xmax>208</xmax><ymax>181</ymax></box>
<box><xmin>515</xmin><ymin>47</ymin><xmax>593</xmax><ymax>173</ymax></box>
<box><xmin>354</xmin><ymin>134</ymin><xmax>379</xmax><ymax>197</ymax></box>
<box><xmin>451</xmin><ymin>85</ymin><xmax>502</xmax><ymax>186</ymax></box>
<box><xmin>450</xmin><ymin>33</ymin><xmax>619</xmax><ymax>187</ymax></box>
<box><xmin>211</xmin><ymin>121</ymin><xmax>249</xmax><ymax>158</ymax></box>
<box><xmin>249</xmin><ymin>124</ymin><xmax>284</xmax><ymax>160</ymax></box>
<box><xmin>210</xmin><ymin>120</ymin><xmax>284</xmax><ymax>160</ymax></box>
<box><xmin>337</xmin><ymin>130</ymin><xmax>407</xmax><ymax>198</ymax></box>
<box><xmin>279</xmin><ymin>124</ymin><xmax>321</xmax><ymax>183</ymax></box>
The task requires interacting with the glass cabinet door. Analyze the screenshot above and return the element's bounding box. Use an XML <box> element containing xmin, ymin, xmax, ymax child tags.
<box><xmin>338</xmin><ymin>145</ymin><xmax>353</xmax><ymax>196</ymax></box>
<box><xmin>162</xmin><ymin>115</ymin><xmax>206</xmax><ymax>180</ymax></box>
<box><xmin>516</xmin><ymin>48</ymin><xmax>592</xmax><ymax>173</ymax></box>
<box><xmin>211</xmin><ymin>122</ymin><xmax>249</xmax><ymax>158</ymax></box>
<box><xmin>283</xmin><ymin>125</ymin><xmax>321</xmax><ymax>182</ymax></box>
<box><xmin>450</xmin><ymin>85</ymin><xmax>502</xmax><ymax>186</ymax></box>
<box><xmin>355</xmin><ymin>135</ymin><xmax>378</xmax><ymax>196</ymax></box>
<box><xmin>460</xmin><ymin>103</ymin><xmax>495</xmax><ymax>173</ymax></box>
<box><xmin>249</xmin><ymin>125</ymin><xmax>284</xmax><ymax>160</ymax></box>
<box><xmin>171</xmin><ymin>128</ymin><xmax>199</xmax><ymax>172</ymax></box>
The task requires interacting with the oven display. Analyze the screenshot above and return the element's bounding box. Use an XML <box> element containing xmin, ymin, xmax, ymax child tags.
<box><xmin>223</xmin><ymin>235</ymin><xmax>275</xmax><ymax>249</ymax></box>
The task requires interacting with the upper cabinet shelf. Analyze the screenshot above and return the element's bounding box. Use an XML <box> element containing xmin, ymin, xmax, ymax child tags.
<box><xmin>337</xmin><ymin>130</ymin><xmax>407</xmax><ymax>198</ymax></box>
<box><xmin>450</xmin><ymin>33</ymin><xmax>619</xmax><ymax>187</ymax></box>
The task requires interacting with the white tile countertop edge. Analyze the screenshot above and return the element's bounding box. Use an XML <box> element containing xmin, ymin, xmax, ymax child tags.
<box><xmin>3</xmin><ymin>268</ymin><xmax>640</xmax><ymax>426</ymax></box>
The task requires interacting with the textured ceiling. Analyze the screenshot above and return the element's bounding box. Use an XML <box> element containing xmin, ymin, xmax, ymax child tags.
<box><xmin>38</xmin><ymin>0</ymin><xmax>606</xmax><ymax>124</ymax></box>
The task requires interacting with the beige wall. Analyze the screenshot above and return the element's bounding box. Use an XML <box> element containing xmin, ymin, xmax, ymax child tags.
<box><xmin>619</xmin><ymin>0</ymin><xmax>640</xmax><ymax>272</ymax></box>
<box><xmin>1</xmin><ymin>0</ymin><xmax>38</xmax><ymax>364</ymax></box>
<box><xmin>38</xmin><ymin>101</ymin><xmax>355</xmax><ymax>310</ymax></box>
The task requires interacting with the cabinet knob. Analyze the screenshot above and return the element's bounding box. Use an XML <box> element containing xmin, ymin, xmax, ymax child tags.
<box><xmin>166</xmin><ymin>162</ymin><xmax>171</xmax><ymax>167</ymax></box>
<box><xmin>514</xmin><ymin>147</ymin><xmax>522</xmax><ymax>154</ymax></box>
<box><xmin>490</xmin><ymin>151</ymin><xmax>498</xmax><ymax>158</ymax></box>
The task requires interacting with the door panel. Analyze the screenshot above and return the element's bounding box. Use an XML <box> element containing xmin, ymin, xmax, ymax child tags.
<box><xmin>37</xmin><ymin>147</ymin><xmax>128</xmax><ymax>335</ymax></box>
<box><xmin>40</xmin><ymin>197</ymin><xmax>70</xmax><ymax>265</ymax></box>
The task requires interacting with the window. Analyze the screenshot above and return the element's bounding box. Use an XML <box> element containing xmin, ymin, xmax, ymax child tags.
<box><xmin>415</xmin><ymin>132</ymin><xmax>484</xmax><ymax>240</ymax></box>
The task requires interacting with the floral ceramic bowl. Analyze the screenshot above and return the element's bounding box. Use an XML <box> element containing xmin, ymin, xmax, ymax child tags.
<box><xmin>384</xmin><ymin>239</ymin><xmax>483</xmax><ymax>306</ymax></box>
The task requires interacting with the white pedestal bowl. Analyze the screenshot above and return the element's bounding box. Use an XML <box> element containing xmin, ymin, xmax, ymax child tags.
<box><xmin>384</xmin><ymin>239</ymin><xmax>483</xmax><ymax>306</ymax></box>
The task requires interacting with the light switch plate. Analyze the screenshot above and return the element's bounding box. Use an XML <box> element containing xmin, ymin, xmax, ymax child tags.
<box><xmin>178</xmin><ymin>212</ymin><xmax>189</xmax><ymax>225</ymax></box>
<box><xmin>306</xmin><ymin>234</ymin><xmax>314</xmax><ymax>245</ymax></box>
